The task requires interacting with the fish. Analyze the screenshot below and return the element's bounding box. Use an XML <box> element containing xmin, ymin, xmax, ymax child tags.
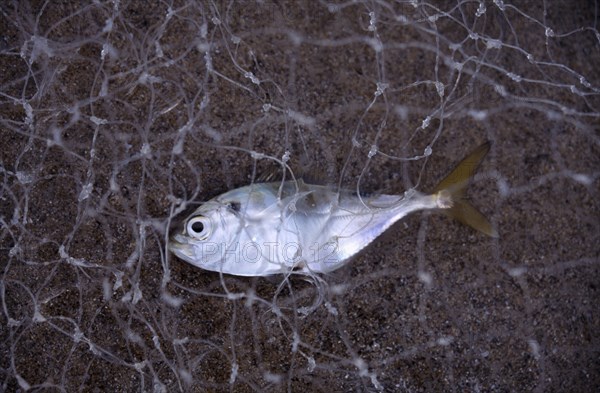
<box><xmin>169</xmin><ymin>142</ymin><xmax>497</xmax><ymax>276</ymax></box>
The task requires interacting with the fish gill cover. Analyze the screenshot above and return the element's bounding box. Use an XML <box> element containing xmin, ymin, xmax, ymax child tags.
<box><xmin>0</xmin><ymin>1</ymin><xmax>598</xmax><ymax>392</ymax></box>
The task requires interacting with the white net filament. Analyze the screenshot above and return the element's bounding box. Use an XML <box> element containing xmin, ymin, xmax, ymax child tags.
<box><xmin>0</xmin><ymin>1</ymin><xmax>598</xmax><ymax>391</ymax></box>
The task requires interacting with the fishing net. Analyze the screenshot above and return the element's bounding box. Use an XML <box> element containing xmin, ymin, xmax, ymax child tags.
<box><xmin>1</xmin><ymin>1</ymin><xmax>598</xmax><ymax>391</ymax></box>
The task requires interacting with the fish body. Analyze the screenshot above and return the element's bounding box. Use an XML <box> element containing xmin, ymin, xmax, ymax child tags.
<box><xmin>169</xmin><ymin>142</ymin><xmax>497</xmax><ymax>276</ymax></box>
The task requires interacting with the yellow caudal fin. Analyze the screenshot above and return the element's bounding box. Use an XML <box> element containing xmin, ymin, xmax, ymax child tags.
<box><xmin>432</xmin><ymin>142</ymin><xmax>498</xmax><ymax>237</ymax></box>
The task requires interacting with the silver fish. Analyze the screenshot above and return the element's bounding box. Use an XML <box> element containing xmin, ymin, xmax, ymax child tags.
<box><xmin>169</xmin><ymin>142</ymin><xmax>497</xmax><ymax>276</ymax></box>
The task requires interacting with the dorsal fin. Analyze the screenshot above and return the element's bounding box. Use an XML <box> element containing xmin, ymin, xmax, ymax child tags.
<box><xmin>255</xmin><ymin>167</ymin><xmax>282</xmax><ymax>183</ymax></box>
<box><xmin>298</xmin><ymin>166</ymin><xmax>330</xmax><ymax>186</ymax></box>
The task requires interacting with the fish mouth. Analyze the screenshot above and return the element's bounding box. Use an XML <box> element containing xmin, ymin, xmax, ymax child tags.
<box><xmin>168</xmin><ymin>234</ymin><xmax>195</xmax><ymax>262</ymax></box>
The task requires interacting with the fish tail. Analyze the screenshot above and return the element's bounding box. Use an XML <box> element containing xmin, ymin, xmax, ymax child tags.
<box><xmin>432</xmin><ymin>141</ymin><xmax>498</xmax><ymax>237</ymax></box>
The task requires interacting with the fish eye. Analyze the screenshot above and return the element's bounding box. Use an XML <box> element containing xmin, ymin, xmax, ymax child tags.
<box><xmin>191</xmin><ymin>221</ymin><xmax>204</xmax><ymax>232</ymax></box>
<box><xmin>186</xmin><ymin>216</ymin><xmax>211</xmax><ymax>240</ymax></box>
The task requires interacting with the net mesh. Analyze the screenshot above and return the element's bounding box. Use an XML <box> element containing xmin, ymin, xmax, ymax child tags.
<box><xmin>1</xmin><ymin>0</ymin><xmax>598</xmax><ymax>391</ymax></box>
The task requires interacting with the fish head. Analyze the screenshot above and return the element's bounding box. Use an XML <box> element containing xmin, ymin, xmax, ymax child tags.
<box><xmin>168</xmin><ymin>199</ymin><xmax>244</xmax><ymax>269</ymax></box>
<box><xmin>169</xmin><ymin>184</ymin><xmax>292</xmax><ymax>276</ymax></box>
